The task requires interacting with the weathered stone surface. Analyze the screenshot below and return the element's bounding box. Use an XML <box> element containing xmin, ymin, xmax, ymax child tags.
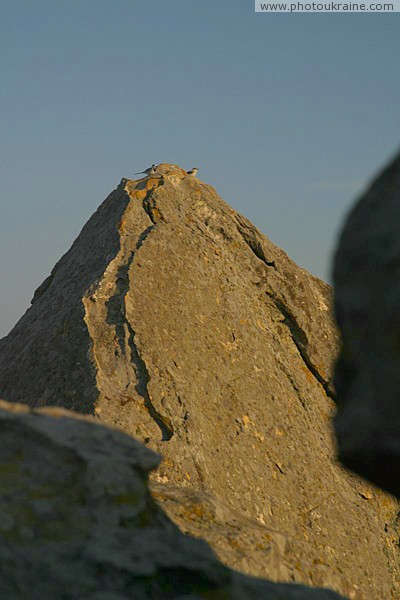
<box><xmin>0</xmin><ymin>399</ymin><xmax>344</xmax><ymax>599</ymax></box>
<box><xmin>333</xmin><ymin>151</ymin><xmax>400</xmax><ymax>498</ymax></box>
<box><xmin>0</xmin><ymin>164</ymin><xmax>399</xmax><ymax>597</ymax></box>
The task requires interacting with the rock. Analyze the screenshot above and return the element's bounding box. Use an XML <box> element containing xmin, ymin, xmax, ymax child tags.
<box><xmin>333</xmin><ymin>151</ymin><xmax>400</xmax><ymax>497</ymax></box>
<box><xmin>0</xmin><ymin>399</ymin><xmax>344</xmax><ymax>599</ymax></box>
<box><xmin>0</xmin><ymin>163</ymin><xmax>399</xmax><ymax>597</ymax></box>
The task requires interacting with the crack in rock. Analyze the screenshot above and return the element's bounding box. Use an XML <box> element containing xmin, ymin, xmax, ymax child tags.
<box><xmin>275</xmin><ymin>354</ymin><xmax>308</xmax><ymax>411</ymax></box>
<box><xmin>236</xmin><ymin>222</ymin><xmax>277</xmax><ymax>270</ymax></box>
<box><xmin>125</xmin><ymin>320</ymin><xmax>174</xmax><ymax>442</ymax></box>
<box><xmin>267</xmin><ymin>291</ymin><xmax>335</xmax><ymax>401</ymax></box>
<box><xmin>143</xmin><ymin>193</ymin><xmax>165</xmax><ymax>225</ymax></box>
<box><xmin>235</xmin><ymin>210</ymin><xmax>334</xmax><ymax>402</ymax></box>
<box><xmin>105</xmin><ymin>203</ymin><xmax>174</xmax><ymax>441</ymax></box>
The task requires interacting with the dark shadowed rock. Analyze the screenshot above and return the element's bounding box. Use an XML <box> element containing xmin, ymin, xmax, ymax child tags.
<box><xmin>0</xmin><ymin>164</ymin><xmax>399</xmax><ymax>597</ymax></box>
<box><xmin>333</xmin><ymin>151</ymin><xmax>400</xmax><ymax>498</ymax></box>
<box><xmin>0</xmin><ymin>399</ymin><xmax>344</xmax><ymax>600</ymax></box>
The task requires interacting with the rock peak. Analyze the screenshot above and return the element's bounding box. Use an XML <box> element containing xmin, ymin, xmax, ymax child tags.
<box><xmin>0</xmin><ymin>171</ymin><xmax>398</xmax><ymax>597</ymax></box>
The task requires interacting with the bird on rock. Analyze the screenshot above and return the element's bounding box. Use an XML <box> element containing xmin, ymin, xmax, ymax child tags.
<box><xmin>135</xmin><ymin>164</ymin><xmax>157</xmax><ymax>176</ymax></box>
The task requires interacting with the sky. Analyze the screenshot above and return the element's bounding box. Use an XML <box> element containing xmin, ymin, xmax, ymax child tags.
<box><xmin>1</xmin><ymin>1</ymin><xmax>399</xmax><ymax>338</ymax></box>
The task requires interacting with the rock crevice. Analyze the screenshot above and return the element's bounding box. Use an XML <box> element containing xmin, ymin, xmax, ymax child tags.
<box><xmin>266</xmin><ymin>290</ymin><xmax>335</xmax><ymax>400</ymax></box>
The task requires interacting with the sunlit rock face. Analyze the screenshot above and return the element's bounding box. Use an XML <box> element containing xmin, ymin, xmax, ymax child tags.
<box><xmin>0</xmin><ymin>163</ymin><xmax>399</xmax><ymax>598</ymax></box>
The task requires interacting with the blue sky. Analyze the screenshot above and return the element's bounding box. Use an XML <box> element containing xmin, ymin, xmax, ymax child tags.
<box><xmin>1</xmin><ymin>0</ymin><xmax>399</xmax><ymax>337</ymax></box>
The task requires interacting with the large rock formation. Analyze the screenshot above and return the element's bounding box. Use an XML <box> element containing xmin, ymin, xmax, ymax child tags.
<box><xmin>334</xmin><ymin>151</ymin><xmax>400</xmax><ymax>498</ymax></box>
<box><xmin>0</xmin><ymin>163</ymin><xmax>399</xmax><ymax>597</ymax></box>
<box><xmin>0</xmin><ymin>399</ymin><xmax>344</xmax><ymax>599</ymax></box>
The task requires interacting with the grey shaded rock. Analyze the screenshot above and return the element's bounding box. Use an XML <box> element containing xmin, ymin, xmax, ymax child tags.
<box><xmin>333</xmin><ymin>151</ymin><xmax>400</xmax><ymax>498</ymax></box>
<box><xmin>0</xmin><ymin>164</ymin><xmax>399</xmax><ymax>597</ymax></box>
<box><xmin>0</xmin><ymin>400</ymin><xmax>344</xmax><ymax>600</ymax></box>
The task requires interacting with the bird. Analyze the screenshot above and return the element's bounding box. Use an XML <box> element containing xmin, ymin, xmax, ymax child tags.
<box><xmin>135</xmin><ymin>164</ymin><xmax>157</xmax><ymax>176</ymax></box>
<box><xmin>187</xmin><ymin>167</ymin><xmax>199</xmax><ymax>177</ymax></box>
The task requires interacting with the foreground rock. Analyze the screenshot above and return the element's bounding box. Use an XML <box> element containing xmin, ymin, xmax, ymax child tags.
<box><xmin>0</xmin><ymin>164</ymin><xmax>399</xmax><ymax>597</ymax></box>
<box><xmin>333</xmin><ymin>151</ymin><xmax>400</xmax><ymax>497</ymax></box>
<box><xmin>0</xmin><ymin>400</ymin><xmax>343</xmax><ymax>599</ymax></box>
